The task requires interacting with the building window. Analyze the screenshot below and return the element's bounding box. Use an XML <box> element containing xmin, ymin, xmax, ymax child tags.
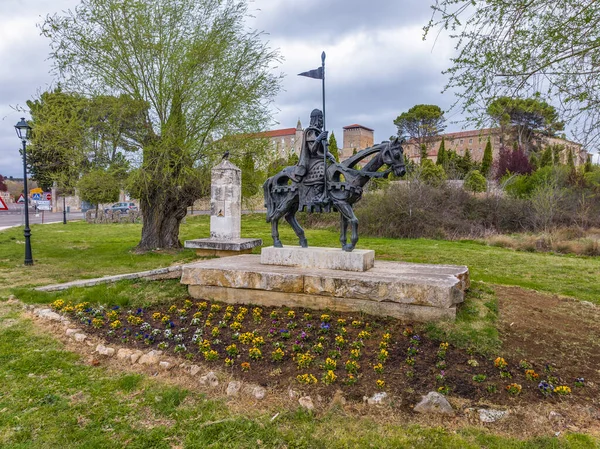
<box><xmin>469</xmin><ymin>138</ymin><xmax>473</xmax><ymax>144</ymax></box>
<box><xmin>460</xmin><ymin>139</ymin><xmax>464</xmax><ymax>145</ymax></box>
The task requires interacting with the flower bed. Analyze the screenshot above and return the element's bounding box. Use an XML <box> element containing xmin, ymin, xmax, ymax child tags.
<box><xmin>50</xmin><ymin>298</ymin><xmax>587</xmax><ymax>406</ymax></box>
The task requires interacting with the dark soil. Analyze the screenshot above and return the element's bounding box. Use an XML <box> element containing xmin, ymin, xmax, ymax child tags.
<box><xmin>53</xmin><ymin>289</ymin><xmax>599</xmax><ymax>411</ymax></box>
<box><xmin>496</xmin><ymin>285</ymin><xmax>600</xmax><ymax>406</ymax></box>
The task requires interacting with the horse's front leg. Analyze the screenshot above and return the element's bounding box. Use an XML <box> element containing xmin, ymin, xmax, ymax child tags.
<box><xmin>285</xmin><ymin>211</ymin><xmax>308</xmax><ymax>248</ymax></box>
<box><xmin>339</xmin><ymin>214</ymin><xmax>348</xmax><ymax>248</ymax></box>
<box><xmin>271</xmin><ymin>219</ymin><xmax>283</xmax><ymax>248</ymax></box>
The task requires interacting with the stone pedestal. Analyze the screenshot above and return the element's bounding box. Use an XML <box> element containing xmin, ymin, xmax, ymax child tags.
<box><xmin>184</xmin><ymin>160</ymin><xmax>261</xmax><ymax>256</ymax></box>
<box><xmin>180</xmin><ymin>254</ymin><xmax>470</xmax><ymax>322</ymax></box>
<box><xmin>261</xmin><ymin>246</ymin><xmax>374</xmax><ymax>272</ymax></box>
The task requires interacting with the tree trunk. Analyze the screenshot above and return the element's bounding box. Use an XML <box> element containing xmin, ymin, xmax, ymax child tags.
<box><xmin>136</xmin><ymin>189</ymin><xmax>190</xmax><ymax>251</ymax></box>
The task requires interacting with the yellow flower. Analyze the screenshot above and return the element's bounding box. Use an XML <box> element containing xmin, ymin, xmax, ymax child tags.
<box><xmin>51</xmin><ymin>299</ymin><xmax>65</xmax><ymax>310</ymax></box>
<box><xmin>376</xmin><ymin>379</ymin><xmax>385</xmax><ymax>389</ymax></box>
<box><xmin>322</xmin><ymin>370</ymin><xmax>337</xmax><ymax>385</ymax></box>
<box><xmin>494</xmin><ymin>357</ymin><xmax>508</xmax><ymax>369</ymax></box>
<box><xmin>554</xmin><ymin>385</ymin><xmax>571</xmax><ymax>395</ymax></box>
<box><xmin>110</xmin><ymin>320</ymin><xmax>122</xmax><ymax>329</ymax></box>
<box><xmin>287</xmin><ymin>310</ymin><xmax>296</xmax><ymax>319</ymax></box>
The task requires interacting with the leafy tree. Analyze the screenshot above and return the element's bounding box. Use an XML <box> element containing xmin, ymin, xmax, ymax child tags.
<box><xmin>424</xmin><ymin>0</ymin><xmax>600</xmax><ymax>149</ymax></box>
<box><xmin>42</xmin><ymin>0</ymin><xmax>280</xmax><ymax>251</ymax></box>
<box><xmin>27</xmin><ymin>89</ymin><xmax>145</xmax><ymax>191</ymax></box>
<box><xmin>77</xmin><ymin>170</ymin><xmax>120</xmax><ymax>214</ymax></box>
<box><xmin>0</xmin><ymin>174</ymin><xmax>7</xmax><ymax>193</ymax></box>
<box><xmin>420</xmin><ymin>159</ymin><xmax>446</xmax><ymax>187</ymax></box>
<box><xmin>464</xmin><ymin>170</ymin><xmax>487</xmax><ymax>193</ymax></box>
<box><xmin>487</xmin><ymin>97</ymin><xmax>563</xmax><ymax>152</ymax></box>
<box><xmin>539</xmin><ymin>147</ymin><xmax>553</xmax><ymax>168</ymax></box>
<box><xmin>495</xmin><ymin>146</ymin><xmax>533</xmax><ymax>180</ymax></box>
<box><xmin>458</xmin><ymin>148</ymin><xmax>473</xmax><ymax>174</ymax></box>
<box><xmin>567</xmin><ymin>148</ymin><xmax>575</xmax><ymax>171</ymax></box>
<box><xmin>529</xmin><ymin>153</ymin><xmax>539</xmax><ymax>172</ymax></box>
<box><xmin>584</xmin><ymin>154</ymin><xmax>593</xmax><ymax>173</ymax></box>
<box><xmin>552</xmin><ymin>145</ymin><xmax>563</xmax><ymax>165</ymax></box>
<box><xmin>420</xmin><ymin>144</ymin><xmax>428</xmax><ymax>165</ymax></box>
<box><xmin>394</xmin><ymin>104</ymin><xmax>446</xmax><ymax>148</ymax></box>
<box><xmin>26</xmin><ymin>89</ymin><xmax>88</xmax><ymax>191</ymax></box>
<box><xmin>436</xmin><ymin>137</ymin><xmax>446</xmax><ymax>166</ymax></box>
<box><xmin>328</xmin><ymin>131</ymin><xmax>340</xmax><ymax>162</ymax></box>
<box><xmin>481</xmin><ymin>139</ymin><xmax>493</xmax><ymax>177</ymax></box>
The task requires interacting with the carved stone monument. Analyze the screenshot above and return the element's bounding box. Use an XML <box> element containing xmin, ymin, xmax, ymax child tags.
<box><xmin>184</xmin><ymin>159</ymin><xmax>261</xmax><ymax>257</ymax></box>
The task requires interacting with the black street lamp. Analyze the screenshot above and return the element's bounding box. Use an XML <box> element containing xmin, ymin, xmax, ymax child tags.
<box><xmin>63</xmin><ymin>195</ymin><xmax>67</xmax><ymax>225</ymax></box>
<box><xmin>15</xmin><ymin>118</ymin><xmax>33</xmax><ymax>266</ymax></box>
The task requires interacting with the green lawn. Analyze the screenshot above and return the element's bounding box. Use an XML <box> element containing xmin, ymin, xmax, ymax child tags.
<box><xmin>1</xmin><ymin>214</ymin><xmax>598</xmax><ymax>303</ymax></box>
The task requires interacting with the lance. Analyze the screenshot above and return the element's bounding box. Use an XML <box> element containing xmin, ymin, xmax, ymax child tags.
<box><xmin>321</xmin><ymin>51</ymin><xmax>328</xmax><ymax>203</ymax></box>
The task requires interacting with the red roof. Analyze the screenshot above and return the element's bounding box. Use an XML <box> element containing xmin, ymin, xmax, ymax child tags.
<box><xmin>254</xmin><ymin>128</ymin><xmax>297</xmax><ymax>138</ymax></box>
<box><xmin>343</xmin><ymin>124</ymin><xmax>374</xmax><ymax>132</ymax></box>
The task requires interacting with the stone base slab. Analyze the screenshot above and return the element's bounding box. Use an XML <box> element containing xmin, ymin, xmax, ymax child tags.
<box><xmin>189</xmin><ymin>285</ymin><xmax>457</xmax><ymax>321</ymax></box>
<box><xmin>184</xmin><ymin>238</ymin><xmax>262</xmax><ymax>257</ymax></box>
<box><xmin>261</xmin><ymin>246</ymin><xmax>375</xmax><ymax>272</ymax></box>
<box><xmin>194</xmin><ymin>248</ymin><xmax>254</xmax><ymax>257</ymax></box>
<box><xmin>180</xmin><ymin>255</ymin><xmax>469</xmax><ymax>321</ymax></box>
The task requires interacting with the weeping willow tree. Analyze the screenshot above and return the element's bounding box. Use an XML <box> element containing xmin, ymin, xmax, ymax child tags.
<box><xmin>425</xmin><ymin>0</ymin><xmax>600</xmax><ymax>153</ymax></box>
<box><xmin>42</xmin><ymin>0</ymin><xmax>281</xmax><ymax>250</ymax></box>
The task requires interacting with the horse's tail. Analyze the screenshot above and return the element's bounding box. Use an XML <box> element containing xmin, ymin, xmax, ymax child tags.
<box><xmin>263</xmin><ymin>177</ymin><xmax>275</xmax><ymax>223</ymax></box>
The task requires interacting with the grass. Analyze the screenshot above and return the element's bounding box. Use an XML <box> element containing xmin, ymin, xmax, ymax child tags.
<box><xmin>2</xmin><ymin>214</ymin><xmax>598</xmax><ymax>303</ymax></box>
<box><xmin>1</xmin><ymin>303</ymin><xmax>597</xmax><ymax>448</ymax></box>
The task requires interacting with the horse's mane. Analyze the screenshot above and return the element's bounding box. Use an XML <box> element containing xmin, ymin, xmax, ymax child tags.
<box><xmin>341</xmin><ymin>141</ymin><xmax>389</xmax><ymax>169</ymax></box>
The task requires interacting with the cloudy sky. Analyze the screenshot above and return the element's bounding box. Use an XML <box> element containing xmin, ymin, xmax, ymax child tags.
<box><xmin>0</xmin><ymin>0</ymin><xmax>518</xmax><ymax>177</ymax></box>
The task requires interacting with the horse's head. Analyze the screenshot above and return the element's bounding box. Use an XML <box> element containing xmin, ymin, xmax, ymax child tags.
<box><xmin>381</xmin><ymin>137</ymin><xmax>406</xmax><ymax>177</ymax></box>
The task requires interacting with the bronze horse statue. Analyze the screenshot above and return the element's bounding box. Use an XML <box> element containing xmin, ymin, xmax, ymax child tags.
<box><xmin>263</xmin><ymin>138</ymin><xmax>406</xmax><ymax>252</ymax></box>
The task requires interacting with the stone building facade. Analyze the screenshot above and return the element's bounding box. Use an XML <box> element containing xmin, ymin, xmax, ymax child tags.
<box><xmin>261</xmin><ymin>122</ymin><xmax>375</xmax><ymax>162</ymax></box>
<box><xmin>403</xmin><ymin>128</ymin><xmax>589</xmax><ymax>167</ymax></box>
<box><xmin>339</xmin><ymin>124</ymin><xmax>374</xmax><ymax>161</ymax></box>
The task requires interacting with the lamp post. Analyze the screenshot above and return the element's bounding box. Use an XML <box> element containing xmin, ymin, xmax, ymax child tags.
<box><xmin>15</xmin><ymin>118</ymin><xmax>33</xmax><ymax>266</ymax></box>
<box><xmin>63</xmin><ymin>195</ymin><xmax>67</xmax><ymax>225</ymax></box>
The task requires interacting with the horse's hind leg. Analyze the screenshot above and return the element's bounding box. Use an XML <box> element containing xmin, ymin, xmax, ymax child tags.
<box><xmin>285</xmin><ymin>211</ymin><xmax>308</xmax><ymax>248</ymax></box>
<box><xmin>336</xmin><ymin>203</ymin><xmax>359</xmax><ymax>252</ymax></box>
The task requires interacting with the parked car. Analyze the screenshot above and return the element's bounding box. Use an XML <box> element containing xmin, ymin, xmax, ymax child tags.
<box><xmin>104</xmin><ymin>202</ymin><xmax>138</xmax><ymax>214</ymax></box>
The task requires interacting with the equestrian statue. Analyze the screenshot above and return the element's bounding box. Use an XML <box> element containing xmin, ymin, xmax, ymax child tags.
<box><xmin>263</xmin><ymin>109</ymin><xmax>407</xmax><ymax>252</ymax></box>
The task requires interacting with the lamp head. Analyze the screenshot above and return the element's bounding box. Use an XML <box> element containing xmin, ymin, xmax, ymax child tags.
<box><xmin>15</xmin><ymin>118</ymin><xmax>32</xmax><ymax>141</ymax></box>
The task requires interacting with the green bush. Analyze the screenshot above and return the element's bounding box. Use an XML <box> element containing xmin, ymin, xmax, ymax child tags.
<box><xmin>420</xmin><ymin>160</ymin><xmax>446</xmax><ymax>186</ymax></box>
<box><xmin>464</xmin><ymin>170</ymin><xmax>487</xmax><ymax>193</ymax></box>
<box><xmin>505</xmin><ymin>165</ymin><xmax>570</xmax><ymax>198</ymax></box>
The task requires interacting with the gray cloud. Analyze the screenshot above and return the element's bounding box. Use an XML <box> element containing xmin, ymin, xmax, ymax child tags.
<box><xmin>0</xmin><ymin>0</ymin><xmax>462</xmax><ymax>177</ymax></box>
<box><xmin>251</xmin><ymin>0</ymin><xmax>431</xmax><ymax>41</ymax></box>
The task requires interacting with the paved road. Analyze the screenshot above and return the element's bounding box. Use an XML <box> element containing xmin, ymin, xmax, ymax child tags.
<box><xmin>0</xmin><ymin>205</ymin><xmax>84</xmax><ymax>230</ymax></box>
<box><xmin>0</xmin><ymin>205</ymin><xmax>263</xmax><ymax>231</ymax></box>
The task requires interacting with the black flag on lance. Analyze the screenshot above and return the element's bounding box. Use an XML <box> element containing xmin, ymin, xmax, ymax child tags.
<box><xmin>298</xmin><ymin>66</ymin><xmax>323</xmax><ymax>80</ymax></box>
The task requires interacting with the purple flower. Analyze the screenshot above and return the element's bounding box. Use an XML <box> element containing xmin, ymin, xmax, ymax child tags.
<box><xmin>300</xmin><ymin>331</ymin><xmax>308</xmax><ymax>339</ymax></box>
<box><xmin>320</xmin><ymin>323</ymin><xmax>330</xmax><ymax>330</ymax></box>
<box><xmin>269</xmin><ymin>328</ymin><xmax>276</xmax><ymax>335</ymax></box>
<box><xmin>111</xmin><ymin>306</ymin><xmax>120</xmax><ymax>310</ymax></box>
<box><xmin>412</xmin><ymin>335</ymin><xmax>421</xmax><ymax>341</ymax></box>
